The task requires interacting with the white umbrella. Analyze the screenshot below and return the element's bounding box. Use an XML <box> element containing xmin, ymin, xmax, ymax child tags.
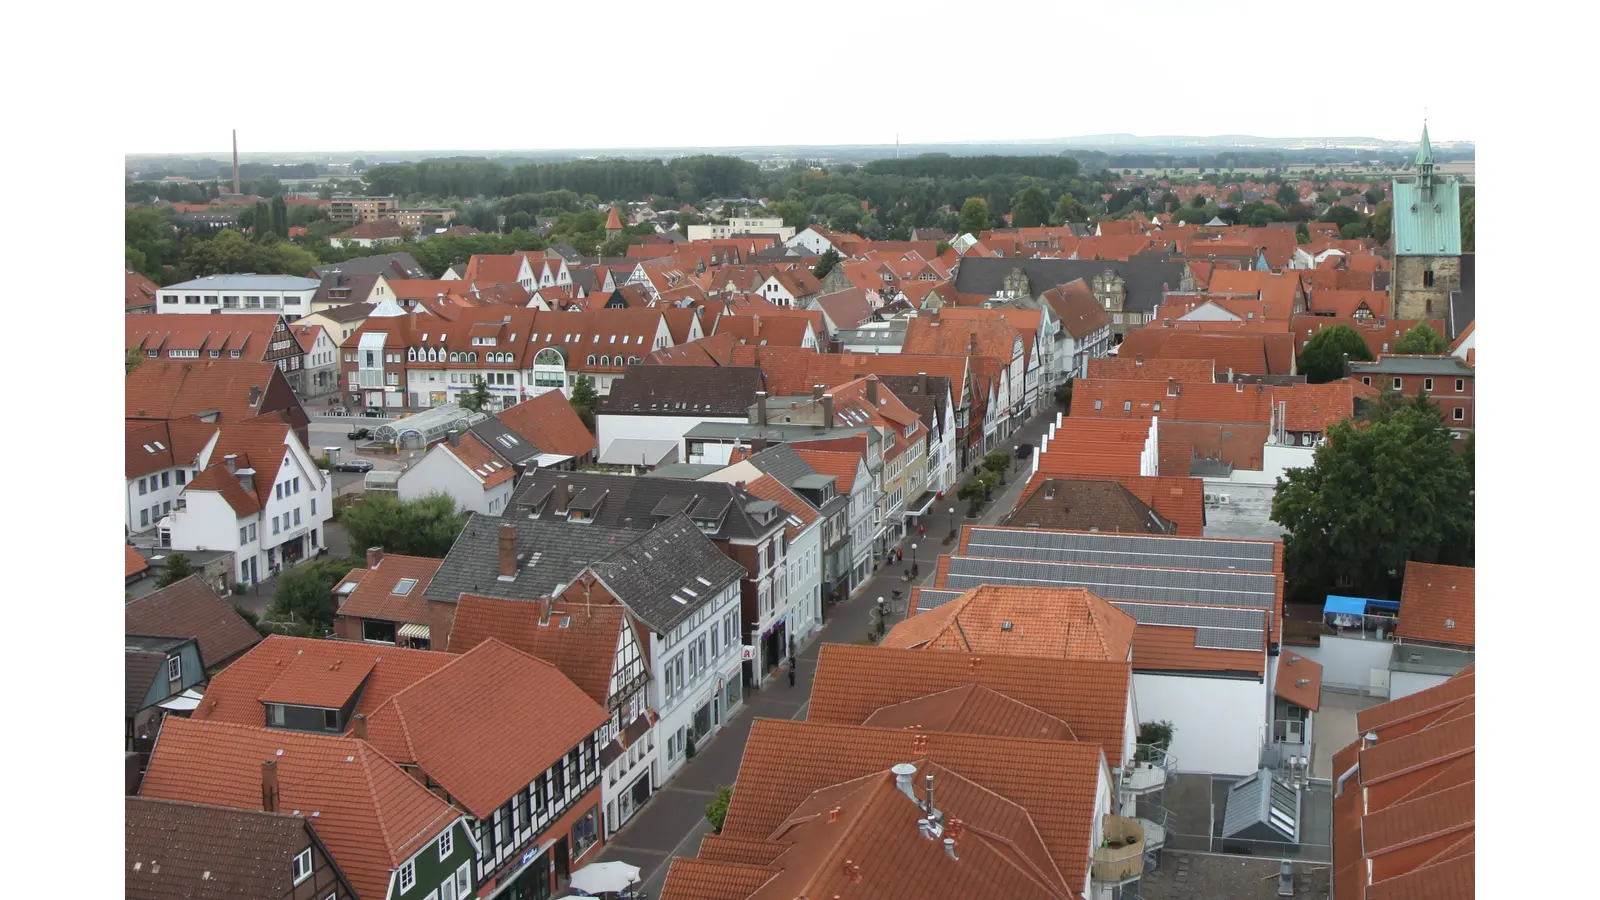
<box><xmin>568</xmin><ymin>861</ymin><xmax>641</xmax><ymax>895</ymax></box>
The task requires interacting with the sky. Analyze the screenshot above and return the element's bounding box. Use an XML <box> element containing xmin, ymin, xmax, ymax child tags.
<box><xmin>124</xmin><ymin>0</ymin><xmax>1479</xmax><ymax>156</ymax></box>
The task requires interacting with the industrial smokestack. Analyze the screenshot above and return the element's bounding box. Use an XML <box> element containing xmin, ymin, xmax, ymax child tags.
<box><xmin>232</xmin><ymin>129</ymin><xmax>240</xmax><ymax>195</ymax></box>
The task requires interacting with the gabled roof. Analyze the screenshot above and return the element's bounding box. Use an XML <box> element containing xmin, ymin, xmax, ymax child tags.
<box><xmin>139</xmin><ymin>718</ymin><xmax>459</xmax><ymax>900</ymax></box>
<box><xmin>333</xmin><ymin>554</ymin><xmax>444</xmax><ymax>627</ymax></box>
<box><xmin>438</xmin><ymin>432</ymin><xmax>515</xmax><ymax>488</ymax></box>
<box><xmin>511</xmin><ymin>470</ymin><xmax>787</xmax><ymax>545</ymax></box>
<box><xmin>191</xmin><ymin>635</ymin><xmax>454</xmax><ymax>725</ymax></box>
<box><xmin>740</xmin><ymin>474</ymin><xmax>820</xmax><ymax>541</ymax></box>
<box><xmin>953</xmin><ymin>257</ymin><xmax>1185</xmax><ymax>313</ymax></box>
<box><xmin>598</xmin><ymin>365</ymin><xmax>766</xmax><ymax>417</ymax></box>
<box><xmin>1274</xmin><ymin>650</ymin><xmax>1323</xmax><ymax>712</ymax></box>
<box><xmin>423</xmin><ymin>514</ymin><xmax>636</xmax><ymax>606</ymax></box>
<box><xmin>492</xmin><ymin>389</ymin><xmax>597</xmax><ymax>458</ymax></box>
<box><xmin>1037</xmin><ymin>278</ymin><xmax>1112</xmax><ymax>338</ymax></box>
<box><xmin>882</xmin><ymin>584</ymin><xmax>1136</xmax><ymax>664</ymax></box>
<box><xmin>126</xmin><ymin>314</ymin><xmax>287</xmax><ymax>363</ymax></box>
<box><xmin>363</xmin><ymin>639</ymin><xmax>608</xmax><ymax>818</ymax></box>
<box><xmin>126</xmin><ymin>544</ymin><xmax>151</xmax><ymax>579</ymax></box>
<box><xmin>1087</xmin><ymin>357</ymin><xmax>1215</xmax><ymax>382</ymax></box>
<box><xmin>587</xmin><ymin>514</ymin><xmax>750</xmax><ymax>633</ymax></box>
<box><xmin>125</xmin><ymin>797</ymin><xmax>352</xmax><ymax>900</ymax></box>
<box><xmin>447</xmin><ymin>594</ymin><xmax>631</xmax><ymax>707</ymax></box>
<box><xmin>791</xmin><ymin>449</ymin><xmax>863</xmax><ymax>493</ymax></box>
<box><xmin>126</xmin><ymin>419</ymin><xmax>218</xmax><ymax>478</ymax></box>
<box><xmin>1009</xmin><ymin>476</ymin><xmax>1191</xmax><ymax>536</ymax></box>
<box><xmin>127</xmin><ymin>269</ymin><xmax>160</xmax><ymax>310</ymax></box>
<box><xmin>1395</xmin><ymin>562</ymin><xmax>1475</xmax><ymax>647</ymax></box>
<box><xmin>126</xmin><ymin>575</ymin><xmax>262</xmax><ymax>668</ymax></box>
<box><xmin>312</xmin><ymin>252</ymin><xmax>427</xmax><ymax>281</ymax></box>
<box><xmin>126</xmin><ymin>359</ymin><xmax>305</xmax><ymax>429</ymax></box>
<box><xmin>813</xmin><ymin>287</ymin><xmax>875</xmax><ymax>331</ymax></box>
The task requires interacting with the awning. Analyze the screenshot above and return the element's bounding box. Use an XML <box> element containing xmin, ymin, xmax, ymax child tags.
<box><xmin>902</xmin><ymin>490</ymin><xmax>939</xmax><ymax>517</ymax></box>
<box><xmin>157</xmin><ymin>688</ymin><xmax>204</xmax><ymax>712</ymax></box>
<box><xmin>533</xmin><ymin>453</ymin><xmax>575</xmax><ymax>469</ymax></box>
<box><xmin>397</xmin><ymin>623</ymin><xmax>431</xmax><ymax>640</ymax></box>
<box><xmin>1323</xmin><ymin>596</ymin><xmax>1399</xmax><ymax>616</ymax></box>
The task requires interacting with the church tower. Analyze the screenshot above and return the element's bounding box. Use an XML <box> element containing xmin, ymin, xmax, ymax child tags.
<box><xmin>1391</xmin><ymin>122</ymin><xmax>1463</xmax><ymax>321</ymax></box>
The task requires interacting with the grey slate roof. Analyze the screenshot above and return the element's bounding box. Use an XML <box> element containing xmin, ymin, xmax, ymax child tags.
<box><xmin>311</xmin><ymin>251</ymin><xmax>428</xmax><ymax>281</ymax></box>
<box><xmin>1221</xmin><ymin>768</ymin><xmax>1300</xmax><ymax>842</ymax></box>
<box><xmin>469</xmin><ymin>418</ymin><xmax>543</xmax><ymax>466</ymax></box>
<box><xmin>1448</xmin><ymin>253</ymin><xmax>1474</xmax><ymax>340</ymax></box>
<box><xmin>598</xmin><ymin>365</ymin><xmax>766</xmax><ymax>416</ymax></box>
<box><xmin>1350</xmin><ymin>356</ymin><xmax>1474</xmax><ymax>377</ymax></box>
<box><xmin>954</xmin><ymin>257</ymin><xmax>1186</xmax><ymax>314</ymax></box>
<box><xmin>549</xmin><ymin>243</ymin><xmax>581</xmax><ymax>264</ymax></box>
<box><xmin>125</xmin><ymin>575</ymin><xmax>261</xmax><ymax>669</ymax></box>
<box><xmin>125</xmin><ymin>797</ymin><xmax>350</xmax><ymax>900</ymax></box>
<box><xmin>314</xmin><ymin>301</ymin><xmax>376</xmax><ymax>324</ymax></box>
<box><xmin>423</xmin><ymin>513</ymin><xmax>636</xmax><ymax>604</ymax></box>
<box><xmin>311</xmin><ymin>272</ymin><xmax>383</xmax><ymax>311</ymax></box>
<box><xmin>512</xmin><ymin>470</ymin><xmax>787</xmax><ymax>543</ymax></box>
<box><xmin>126</xmin><ymin>651</ymin><xmax>166</xmax><ymax>717</ymax></box>
<box><xmin>589</xmin><ymin>514</ymin><xmax>747</xmax><ymax>633</ymax></box>
<box><xmin>644</xmin><ymin>463</ymin><xmax>726</xmax><ymax>480</ymax></box>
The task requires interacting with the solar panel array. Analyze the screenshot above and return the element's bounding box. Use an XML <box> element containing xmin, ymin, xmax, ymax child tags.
<box><xmin>965</xmin><ymin>527</ymin><xmax>1276</xmax><ymax>574</ymax></box>
<box><xmin>915</xmin><ymin>588</ymin><xmax>964</xmax><ymax>612</ymax></box>
<box><xmin>943</xmin><ymin>557</ymin><xmax>1276</xmax><ymax>609</ymax></box>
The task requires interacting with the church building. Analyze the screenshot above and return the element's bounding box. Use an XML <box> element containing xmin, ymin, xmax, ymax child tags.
<box><xmin>1391</xmin><ymin>123</ymin><xmax>1463</xmax><ymax>319</ymax></box>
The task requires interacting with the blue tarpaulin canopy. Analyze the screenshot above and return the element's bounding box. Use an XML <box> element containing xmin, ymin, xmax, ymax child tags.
<box><xmin>1324</xmin><ymin>595</ymin><xmax>1398</xmax><ymax>615</ymax></box>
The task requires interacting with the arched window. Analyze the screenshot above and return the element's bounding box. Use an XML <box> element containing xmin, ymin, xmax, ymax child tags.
<box><xmin>600</xmin><ymin>355</ymin><xmax>610</xmax><ymax>367</ymax></box>
<box><xmin>407</xmin><ymin>347</ymin><xmax>417</xmax><ymax>362</ymax></box>
<box><xmin>629</xmin><ymin>356</ymin><xmax>641</xmax><ymax>364</ymax></box>
<box><xmin>449</xmin><ymin>352</ymin><xmax>460</xmax><ymax>362</ymax></box>
<box><xmin>587</xmin><ymin>354</ymin><xmax>597</xmax><ymax>366</ymax></box>
<box><xmin>427</xmin><ymin>347</ymin><xmax>437</xmax><ymax>362</ymax></box>
<box><xmin>534</xmin><ymin>348</ymin><xmax>564</xmax><ymax>367</ymax></box>
<box><xmin>468</xmin><ymin>352</ymin><xmax>477</xmax><ymax>363</ymax></box>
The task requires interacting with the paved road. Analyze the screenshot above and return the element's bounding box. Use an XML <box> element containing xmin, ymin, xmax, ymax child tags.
<box><xmin>592</xmin><ymin>404</ymin><xmax>1062</xmax><ymax>897</ymax></box>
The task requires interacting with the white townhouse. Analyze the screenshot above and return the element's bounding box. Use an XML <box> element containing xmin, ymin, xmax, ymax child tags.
<box><xmin>164</xmin><ymin>421</ymin><xmax>332</xmax><ymax>589</ymax></box>
<box><xmin>396</xmin><ymin>431</ymin><xmax>516</xmax><ymax>515</ymax></box>
<box><xmin>155</xmin><ymin>274</ymin><xmax>321</xmax><ymax>322</ymax></box>
<box><xmin>585</xmin><ymin>516</ymin><xmax>749</xmax><ymax>783</ymax></box>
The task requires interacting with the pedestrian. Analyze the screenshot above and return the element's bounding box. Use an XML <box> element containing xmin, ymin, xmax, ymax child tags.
<box><xmin>788</xmin><ymin>660</ymin><xmax>797</xmax><ymax>687</ymax></box>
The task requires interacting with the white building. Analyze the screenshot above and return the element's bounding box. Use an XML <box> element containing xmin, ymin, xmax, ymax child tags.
<box><xmin>164</xmin><ymin>421</ymin><xmax>332</xmax><ymax>590</ymax></box>
<box><xmin>785</xmin><ymin>226</ymin><xmax>842</xmax><ymax>256</ymax></box>
<box><xmin>396</xmin><ymin>432</ymin><xmax>515</xmax><ymax>515</ymax></box>
<box><xmin>686</xmin><ymin>218</ymin><xmax>795</xmax><ymax>242</ymax></box>
<box><xmin>584</xmin><ymin>517</ymin><xmax>749</xmax><ymax>783</ymax></box>
<box><xmin>294</xmin><ymin>323</ymin><xmax>341</xmax><ymax>400</ymax></box>
<box><xmin>155</xmin><ymin>275</ymin><xmax>321</xmax><ymax>322</ymax></box>
<box><xmin>594</xmin><ymin>367</ymin><xmax>764</xmax><ymax>469</ymax></box>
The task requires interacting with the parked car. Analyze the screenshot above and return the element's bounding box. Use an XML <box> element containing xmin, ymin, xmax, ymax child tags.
<box><xmin>333</xmin><ymin>459</ymin><xmax>375</xmax><ymax>473</ymax></box>
<box><xmin>347</xmin><ymin>426</ymin><xmax>371</xmax><ymax>440</ymax></box>
<box><xmin>362</xmin><ymin>409</ymin><xmax>381</xmax><ymax>418</ymax></box>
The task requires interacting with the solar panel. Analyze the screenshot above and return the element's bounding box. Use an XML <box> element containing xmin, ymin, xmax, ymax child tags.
<box><xmin>944</xmin><ymin>557</ymin><xmax>1276</xmax><ymax>609</ymax></box>
<box><xmin>1195</xmin><ymin>628</ymin><xmax>1265</xmax><ymax>650</ymax></box>
<box><xmin>965</xmin><ymin>527</ymin><xmax>1276</xmax><ymax>573</ymax></box>
<box><xmin>915</xmin><ymin>589</ymin><xmax>964</xmax><ymax>612</ymax></box>
<box><xmin>1115</xmin><ymin>602</ymin><xmax>1264</xmax><ymax>631</ymax></box>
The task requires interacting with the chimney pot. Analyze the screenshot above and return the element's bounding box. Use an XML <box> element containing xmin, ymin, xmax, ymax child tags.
<box><xmin>813</xmin><ymin>384</ymin><xmax>825</xmax><ymax>400</ymax></box>
<box><xmin>352</xmin><ymin>713</ymin><xmax>368</xmax><ymax>740</ymax></box>
<box><xmin>497</xmin><ymin>523</ymin><xmax>516</xmax><ymax>578</ymax></box>
<box><xmin>756</xmin><ymin>390</ymin><xmax>769</xmax><ymax>427</ymax></box>
<box><xmin>866</xmin><ymin>376</ymin><xmax>880</xmax><ymax>406</ymax></box>
<box><xmin>821</xmin><ymin>394</ymin><xmax>835</xmax><ymax>429</ymax></box>
<box><xmin>555</xmin><ymin>482</ymin><xmax>570</xmax><ymax>513</ymax></box>
<box><xmin>540</xmin><ymin>595</ymin><xmax>553</xmax><ymax>626</ymax></box>
<box><xmin>365</xmin><ymin>547</ymin><xmax>383</xmax><ymax>568</ymax></box>
<box><xmin>223</xmin><ymin>454</ymin><xmax>238</xmax><ymax>474</ymax></box>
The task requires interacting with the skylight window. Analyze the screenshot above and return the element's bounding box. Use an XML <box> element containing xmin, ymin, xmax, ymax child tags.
<box><xmin>392</xmin><ymin>578</ymin><xmax>418</xmax><ymax>596</ymax></box>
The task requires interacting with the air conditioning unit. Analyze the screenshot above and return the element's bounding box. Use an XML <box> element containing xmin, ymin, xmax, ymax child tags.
<box><xmin>1219</xmin><ymin>494</ymin><xmax>1232</xmax><ymax>505</ymax></box>
<box><xmin>1205</xmin><ymin>493</ymin><xmax>1219</xmax><ymax>505</ymax></box>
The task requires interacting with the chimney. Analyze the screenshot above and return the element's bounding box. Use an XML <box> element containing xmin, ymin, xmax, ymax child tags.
<box><xmin>821</xmin><ymin>394</ymin><xmax>835</xmax><ymax>430</ymax></box>
<box><xmin>756</xmin><ymin>390</ymin><xmax>768</xmax><ymax>427</ymax></box>
<box><xmin>812</xmin><ymin>384</ymin><xmax>825</xmax><ymax>400</ymax></box>
<box><xmin>555</xmin><ymin>482</ymin><xmax>570</xmax><ymax>514</ymax></box>
<box><xmin>365</xmin><ymin>547</ymin><xmax>383</xmax><ymax>568</ymax></box>
<box><xmin>261</xmin><ymin>759</ymin><xmax>279</xmax><ymax>813</ymax></box>
<box><xmin>1044</xmin><ymin>482</ymin><xmax>1056</xmax><ymax>501</ymax></box>
<box><xmin>752</xmin><ymin>436</ymin><xmax>767</xmax><ymax>454</ymax></box>
<box><xmin>924</xmin><ymin>773</ymin><xmax>936</xmax><ymax>816</ymax></box>
<box><xmin>540</xmin><ymin>595</ymin><xmax>553</xmax><ymax>626</ymax></box>
<box><xmin>236</xmin><ymin>469</ymin><xmax>255</xmax><ymax>494</ymax></box>
<box><xmin>447</xmin><ymin>429</ymin><xmax>460</xmax><ymax>447</ymax></box>
<box><xmin>1236</xmin><ymin>381</ymin><xmax>1244</xmax><ymax>393</ymax></box>
<box><xmin>928</xmin><ymin>307</ymin><xmax>940</xmax><ymax>324</ymax></box>
<box><xmin>497</xmin><ymin>523</ymin><xmax>516</xmax><ymax>578</ymax></box>
<box><xmin>828</xmin><ymin>337</ymin><xmax>843</xmax><ymax>354</ymax></box>
<box><xmin>223</xmin><ymin>454</ymin><xmax>238</xmax><ymax>474</ymax></box>
<box><xmin>248</xmin><ymin>386</ymin><xmax>262</xmax><ymax>407</ymax></box>
<box><xmin>919</xmin><ymin>371</ymin><xmax>929</xmax><ymax>395</ymax></box>
<box><xmin>866</xmin><ymin>376</ymin><xmax>880</xmax><ymax>406</ymax></box>
<box><xmin>351</xmin><ymin>713</ymin><xmax>368</xmax><ymax>741</ymax></box>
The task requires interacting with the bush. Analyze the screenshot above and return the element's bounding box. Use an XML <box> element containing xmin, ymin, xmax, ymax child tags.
<box><xmin>705</xmin><ymin>784</ymin><xmax>733</xmax><ymax>833</ymax></box>
<box><xmin>1137</xmin><ymin>720</ymin><xmax>1175</xmax><ymax>759</ymax></box>
<box><xmin>982</xmin><ymin>451</ymin><xmax>1010</xmax><ymax>473</ymax></box>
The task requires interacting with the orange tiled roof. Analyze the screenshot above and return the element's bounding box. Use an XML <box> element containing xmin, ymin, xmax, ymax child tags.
<box><xmin>139</xmin><ymin>717</ymin><xmax>460</xmax><ymax>900</ymax></box>
<box><xmin>442</xmin><ymin>432</ymin><xmax>515</xmax><ymax>488</ymax></box>
<box><xmin>1332</xmin><ymin>668</ymin><xmax>1474</xmax><ymax>900</ymax></box>
<box><xmin>882</xmin><ymin>584</ymin><xmax>1135</xmax><ymax>663</ymax></box>
<box><xmin>126</xmin><ymin>545</ymin><xmax>150</xmax><ymax>579</ymax></box>
<box><xmin>741</xmin><ymin>475</ymin><xmax>820</xmax><ymax>541</ymax></box>
<box><xmin>494</xmin><ymin>389</ymin><xmax>597</xmax><ymax>458</ymax></box>
<box><xmin>126</xmin><ymin>359</ymin><xmax>299</xmax><ymax>429</ymax></box>
<box><xmin>447</xmin><ymin>593</ymin><xmax>631</xmax><ymax>707</ymax></box>
<box><xmin>334</xmin><ymin>554</ymin><xmax>443</xmax><ymax>627</ymax></box>
<box><xmin>1071</xmin><ymin>378</ymin><xmax>1276</xmax><ymax>425</ymax></box>
<box><xmin>1395</xmin><ymin>562</ymin><xmax>1474</xmax><ymax>647</ymax></box>
<box><xmin>1274</xmin><ymin>650</ymin><xmax>1323</xmax><ymax>711</ymax></box>
<box><xmin>791</xmin><ymin>449</ymin><xmax>860</xmax><ymax>493</ymax></box>
<box><xmin>1087</xmin><ymin>357</ymin><xmax>1215</xmax><ymax>382</ymax></box>
<box><xmin>191</xmin><ymin>635</ymin><xmax>454</xmax><ymax>726</ymax></box>
<box><xmin>1016</xmin><ymin>473</ymin><xmax>1207</xmax><ymax>537</ymax></box>
<box><xmin>808</xmin><ymin>643</ymin><xmax>1130</xmax><ymax>768</ymax></box>
<box><xmin>362</xmin><ymin>639</ymin><xmax>608</xmax><ymax>818</ymax></box>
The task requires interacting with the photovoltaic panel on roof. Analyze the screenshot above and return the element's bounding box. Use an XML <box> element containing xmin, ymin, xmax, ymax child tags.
<box><xmin>1195</xmin><ymin>628</ymin><xmax>1266</xmax><ymax>651</ymax></box>
<box><xmin>965</xmin><ymin>527</ymin><xmax>1276</xmax><ymax>573</ymax></box>
<box><xmin>943</xmin><ymin>557</ymin><xmax>1275</xmax><ymax>609</ymax></box>
<box><xmin>1114</xmin><ymin>602</ymin><xmax>1264</xmax><ymax>631</ymax></box>
<box><xmin>915</xmin><ymin>589</ymin><xmax>964</xmax><ymax>612</ymax></box>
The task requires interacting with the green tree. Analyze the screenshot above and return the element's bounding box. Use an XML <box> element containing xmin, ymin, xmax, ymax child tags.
<box><xmin>340</xmin><ymin>493</ymin><xmax>468</xmax><ymax>558</ymax></box>
<box><xmin>1394</xmin><ymin>323</ymin><xmax>1447</xmax><ymax>355</ymax></box>
<box><xmin>1364</xmin><ymin>186</ymin><xmax>1384</xmax><ymax>205</ymax></box>
<box><xmin>1275</xmin><ymin>183</ymin><xmax>1299</xmax><ymax>207</ymax></box>
<box><xmin>1340</xmin><ymin>222</ymin><xmax>1371</xmax><ymax>240</ymax></box>
<box><xmin>705</xmin><ymin>785</ymin><xmax>734</xmax><ymax>833</ymax></box>
<box><xmin>264</xmin><ymin>556</ymin><xmax>362</xmax><ymax>635</ymax></box>
<box><xmin>1459</xmin><ymin>187</ymin><xmax>1474</xmax><ymax>253</ymax></box>
<box><xmin>812</xmin><ymin>247</ymin><xmax>841</xmax><ymax>281</ymax></box>
<box><xmin>1052</xmin><ymin>194</ymin><xmax>1088</xmax><ymax>224</ymax></box>
<box><xmin>155</xmin><ymin>552</ymin><xmax>198</xmax><ymax>589</ymax></box>
<box><xmin>1298</xmin><ymin>325</ymin><xmax>1374</xmax><ymax>383</ymax></box>
<box><xmin>982</xmin><ymin>451</ymin><xmax>1010</xmax><ymax>473</ymax></box>
<box><xmin>1190</xmin><ymin>194</ymin><xmax>1207</xmax><ymax>209</ymax></box>
<box><xmin>126</xmin><ymin>347</ymin><xmax>146</xmax><ymax>375</ymax></box>
<box><xmin>459</xmin><ymin>375</ymin><xmax>493</xmax><ymax>412</ymax></box>
<box><xmin>1370</xmin><ymin>202</ymin><xmax>1393</xmax><ymax>243</ymax></box>
<box><xmin>1009</xmin><ymin>186</ymin><xmax>1050</xmax><ymax>228</ymax></box>
<box><xmin>1054</xmin><ymin>381</ymin><xmax>1073</xmax><ymax>409</ymax></box>
<box><xmin>959</xmin><ymin>197</ymin><xmax>990</xmax><ymax>236</ymax></box>
<box><xmin>1271</xmin><ymin>402</ymin><xmax>1474</xmax><ymax>601</ymax></box>
<box><xmin>272</xmin><ymin>195</ymin><xmax>290</xmax><ymax>238</ymax></box>
<box><xmin>771</xmin><ymin>199</ymin><xmax>809</xmax><ymax>230</ymax></box>
<box><xmin>569</xmin><ymin>375</ymin><xmax>599</xmax><ymax>432</ymax></box>
<box><xmin>1296</xmin><ymin>222</ymin><xmax>1310</xmax><ymax>244</ymax></box>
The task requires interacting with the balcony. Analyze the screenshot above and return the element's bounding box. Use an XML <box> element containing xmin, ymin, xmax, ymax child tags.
<box><xmin>1120</xmin><ymin>744</ymin><xmax>1176</xmax><ymax>795</ymax></box>
<box><xmin>1091</xmin><ymin>815</ymin><xmax>1145</xmax><ymax>884</ymax></box>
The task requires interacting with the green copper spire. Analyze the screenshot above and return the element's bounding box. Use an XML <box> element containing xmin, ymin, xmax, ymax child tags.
<box><xmin>1414</xmin><ymin>121</ymin><xmax>1434</xmax><ymax>168</ymax></box>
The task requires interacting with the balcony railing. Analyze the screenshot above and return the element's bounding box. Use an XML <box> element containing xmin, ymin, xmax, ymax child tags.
<box><xmin>1121</xmin><ymin>744</ymin><xmax>1176</xmax><ymax>795</ymax></box>
<box><xmin>1091</xmin><ymin>815</ymin><xmax>1145</xmax><ymax>884</ymax></box>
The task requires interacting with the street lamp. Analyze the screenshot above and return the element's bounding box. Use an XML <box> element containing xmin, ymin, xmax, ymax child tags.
<box><xmin>947</xmin><ymin>506</ymin><xmax>957</xmax><ymax>543</ymax></box>
<box><xmin>876</xmin><ymin>596</ymin><xmax>888</xmax><ymax>639</ymax></box>
<box><xmin>910</xmin><ymin>543</ymin><xmax>919</xmax><ymax>579</ymax></box>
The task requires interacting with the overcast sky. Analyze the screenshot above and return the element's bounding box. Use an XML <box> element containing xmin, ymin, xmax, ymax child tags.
<box><xmin>128</xmin><ymin>0</ymin><xmax>1478</xmax><ymax>156</ymax></box>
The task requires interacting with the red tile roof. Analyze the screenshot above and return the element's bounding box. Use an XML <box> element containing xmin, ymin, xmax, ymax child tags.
<box><xmin>495</xmin><ymin>389</ymin><xmax>598</xmax><ymax>458</ymax></box>
<box><xmin>126</xmin><ymin>314</ymin><xmax>289</xmax><ymax>363</ymax></box>
<box><xmin>1016</xmin><ymin>473</ymin><xmax>1207</xmax><ymax>537</ymax></box>
<box><xmin>741</xmin><ymin>475</ymin><xmax>820</xmax><ymax>541</ymax></box>
<box><xmin>338</xmin><ymin>219</ymin><xmax>407</xmax><ymax>240</ymax></box>
<box><xmin>447</xmin><ymin>593</ymin><xmax>632</xmax><ymax>707</ymax></box>
<box><xmin>1034</xmin><ymin>419</ymin><xmax>1150</xmax><ymax>479</ymax></box>
<box><xmin>605</xmin><ymin>207</ymin><xmax>624</xmax><ymax>230</ymax></box>
<box><xmin>1116</xmin><ymin>329</ymin><xmax>1282</xmax><ymax>376</ymax></box>
<box><xmin>792</xmin><ymin>449</ymin><xmax>861</xmax><ymax>493</ymax></box>
<box><xmin>126</xmin><ymin>545</ymin><xmax>150</xmax><ymax>579</ymax></box>
<box><xmin>883</xmin><ymin>584</ymin><xmax>1135</xmax><ymax>663</ymax></box>
<box><xmin>126</xmin><ymin>359</ymin><xmax>304</xmax><ymax>430</ymax></box>
<box><xmin>1332</xmin><ymin>669</ymin><xmax>1474</xmax><ymax>900</ymax></box>
<box><xmin>126</xmin><ymin>419</ymin><xmax>219</xmax><ymax>479</ymax></box>
<box><xmin>192</xmin><ymin>635</ymin><xmax>455</xmax><ymax>726</ymax></box>
<box><xmin>1087</xmin><ymin>357</ymin><xmax>1215</xmax><ymax>382</ymax></box>
<box><xmin>334</xmin><ymin>554</ymin><xmax>443</xmax><ymax>627</ymax></box>
<box><xmin>1274</xmin><ymin>650</ymin><xmax>1323</xmax><ymax>711</ymax></box>
<box><xmin>362</xmin><ymin>639</ymin><xmax>608</xmax><ymax>818</ymax></box>
<box><xmin>441</xmin><ymin>432</ymin><xmax>515</xmax><ymax>488</ymax></box>
<box><xmin>1395</xmin><ymin>562</ymin><xmax>1474</xmax><ymax>647</ymax></box>
<box><xmin>140</xmin><ymin>717</ymin><xmax>461</xmax><ymax>900</ymax></box>
<box><xmin>126</xmin><ymin>269</ymin><xmax>160</xmax><ymax>310</ymax></box>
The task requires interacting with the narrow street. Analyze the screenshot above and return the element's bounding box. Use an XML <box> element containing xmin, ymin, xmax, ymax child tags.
<box><xmin>593</xmin><ymin>405</ymin><xmax>1061</xmax><ymax>897</ymax></box>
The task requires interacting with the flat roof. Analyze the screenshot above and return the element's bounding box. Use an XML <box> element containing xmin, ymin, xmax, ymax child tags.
<box><xmin>161</xmin><ymin>274</ymin><xmax>321</xmax><ymax>291</ymax></box>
